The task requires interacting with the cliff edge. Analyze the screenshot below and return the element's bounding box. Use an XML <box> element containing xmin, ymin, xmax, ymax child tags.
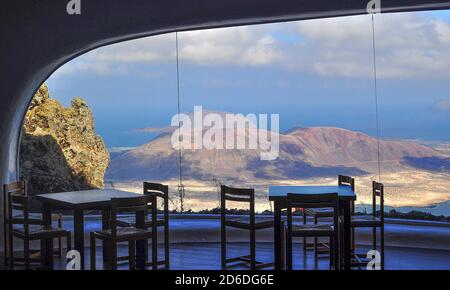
<box><xmin>20</xmin><ymin>84</ymin><xmax>110</xmax><ymax>194</ymax></box>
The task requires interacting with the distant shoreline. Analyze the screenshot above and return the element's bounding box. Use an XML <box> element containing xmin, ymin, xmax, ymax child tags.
<box><xmin>104</xmin><ymin>178</ymin><xmax>450</xmax><ymax>217</ymax></box>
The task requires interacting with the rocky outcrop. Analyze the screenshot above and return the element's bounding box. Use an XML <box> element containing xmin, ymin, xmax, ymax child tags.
<box><xmin>20</xmin><ymin>84</ymin><xmax>110</xmax><ymax>194</ymax></box>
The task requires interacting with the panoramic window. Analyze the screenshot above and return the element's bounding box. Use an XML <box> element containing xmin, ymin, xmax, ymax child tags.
<box><xmin>7</xmin><ymin>0</ymin><xmax>450</xmax><ymax>273</ymax></box>
<box><xmin>21</xmin><ymin>11</ymin><xmax>449</xmax><ymax>220</ymax></box>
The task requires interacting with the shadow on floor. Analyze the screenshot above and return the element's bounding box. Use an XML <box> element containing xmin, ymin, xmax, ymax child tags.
<box><xmin>42</xmin><ymin>242</ymin><xmax>450</xmax><ymax>270</ymax></box>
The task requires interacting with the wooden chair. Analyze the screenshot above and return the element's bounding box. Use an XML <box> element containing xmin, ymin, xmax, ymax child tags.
<box><xmin>3</xmin><ymin>181</ymin><xmax>65</xmax><ymax>269</ymax></box>
<box><xmin>116</xmin><ymin>182</ymin><xmax>170</xmax><ymax>269</ymax></box>
<box><xmin>351</xmin><ymin>181</ymin><xmax>385</xmax><ymax>270</ymax></box>
<box><xmin>302</xmin><ymin>175</ymin><xmax>354</xmax><ymax>258</ymax></box>
<box><xmin>90</xmin><ymin>196</ymin><xmax>154</xmax><ymax>270</ymax></box>
<box><xmin>4</xmin><ymin>181</ymin><xmax>71</xmax><ymax>270</ymax></box>
<box><xmin>285</xmin><ymin>193</ymin><xmax>339</xmax><ymax>270</ymax></box>
<box><xmin>221</xmin><ymin>185</ymin><xmax>275</xmax><ymax>270</ymax></box>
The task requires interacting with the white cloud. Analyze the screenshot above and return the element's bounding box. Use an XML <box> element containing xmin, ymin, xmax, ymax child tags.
<box><xmin>241</xmin><ymin>35</ymin><xmax>283</xmax><ymax>66</ymax></box>
<box><xmin>53</xmin><ymin>12</ymin><xmax>450</xmax><ymax>80</ymax></box>
<box><xmin>90</xmin><ymin>34</ymin><xmax>175</xmax><ymax>63</ymax></box>
<box><xmin>295</xmin><ymin>13</ymin><xmax>450</xmax><ymax>78</ymax></box>
<box><xmin>53</xmin><ymin>59</ymin><xmax>130</xmax><ymax>77</ymax></box>
<box><xmin>178</xmin><ymin>26</ymin><xmax>283</xmax><ymax>66</ymax></box>
<box><xmin>51</xmin><ymin>34</ymin><xmax>176</xmax><ymax>78</ymax></box>
<box><xmin>435</xmin><ymin>20</ymin><xmax>450</xmax><ymax>44</ymax></box>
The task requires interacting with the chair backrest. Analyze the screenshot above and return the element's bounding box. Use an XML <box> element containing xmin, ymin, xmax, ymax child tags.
<box><xmin>144</xmin><ymin>182</ymin><xmax>168</xmax><ymax>208</ymax></box>
<box><xmin>143</xmin><ymin>182</ymin><xmax>169</xmax><ymax>224</ymax></box>
<box><xmin>338</xmin><ymin>175</ymin><xmax>355</xmax><ymax>191</ymax></box>
<box><xmin>144</xmin><ymin>182</ymin><xmax>168</xmax><ymax>199</ymax></box>
<box><xmin>220</xmin><ymin>185</ymin><xmax>255</xmax><ymax>221</ymax></box>
<box><xmin>109</xmin><ymin>196</ymin><xmax>152</xmax><ymax>238</ymax></box>
<box><xmin>372</xmin><ymin>181</ymin><xmax>384</xmax><ymax>220</ymax></box>
<box><xmin>286</xmin><ymin>193</ymin><xmax>338</xmax><ymax>209</ymax></box>
<box><xmin>286</xmin><ymin>193</ymin><xmax>339</xmax><ymax>231</ymax></box>
<box><xmin>339</xmin><ymin>175</ymin><xmax>355</xmax><ymax>212</ymax></box>
<box><xmin>3</xmin><ymin>181</ymin><xmax>30</xmax><ymax>235</ymax></box>
<box><xmin>221</xmin><ymin>185</ymin><xmax>254</xmax><ymax>204</ymax></box>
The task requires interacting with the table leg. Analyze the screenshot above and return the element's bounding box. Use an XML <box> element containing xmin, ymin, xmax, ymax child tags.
<box><xmin>101</xmin><ymin>209</ymin><xmax>111</xmax><ymax>262</ymax></box>
<box><xmin>152</xmin><ymin>200</ymin><xmax>158</xmax><ymax>270</ymax></box>
<box><xmin>73</xmin><ymin>209</ymin><xmax>85</xmax><ymax>270</ymax></box>
<box><xmin>135</xmin><ymin>210</ymin><xmax>146</xmax><ymax>269</ymax></box>
<box><xmin>41</xmin><ymin>203</ymin><xmax>53</xmax><ymax>269</ymax></box>
<box><xmin>274</xmin><ymin>201</ymin><xmax>282</xmax><ymax>270</ymax></box>
<box><xmin>342</xmin><ymin>201</ymin><xmax>351</xmax><ymax>270</ymax></box>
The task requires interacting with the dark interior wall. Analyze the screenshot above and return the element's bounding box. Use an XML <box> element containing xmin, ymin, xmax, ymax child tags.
<box><xmin>1</xmin><ymin>0</ymin><xmax>450</xmax><ymax>264</ymax></box>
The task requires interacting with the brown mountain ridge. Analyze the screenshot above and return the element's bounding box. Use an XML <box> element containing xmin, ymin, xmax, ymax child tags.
<box><xmin>107</xmin><ymin>125</ymin><xmax>447</xmax><ymax>182</ymax></box>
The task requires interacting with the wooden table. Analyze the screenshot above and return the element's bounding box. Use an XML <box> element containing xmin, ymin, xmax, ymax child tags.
<box><xmin>269</xmin><ymin>185</ymin><xmax>356</xmax><ymax>270</ymax></box>
<box><xmin>36</xmin><ymin>189</ymin><xmax>146</xmax><ymax>270</ymax></box>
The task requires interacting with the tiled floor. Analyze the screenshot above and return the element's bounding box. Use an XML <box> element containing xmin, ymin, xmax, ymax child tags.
<box><xmin>33</xmin><ymin>242</ymin><xmax>449</xmax><ymax>270</ymax></box>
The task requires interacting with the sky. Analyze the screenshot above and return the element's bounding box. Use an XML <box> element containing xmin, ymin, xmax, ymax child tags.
<box><xmin>46</xmin><ymin>11</ymin><xmax>450</xmax><ymax>148</ymax></box>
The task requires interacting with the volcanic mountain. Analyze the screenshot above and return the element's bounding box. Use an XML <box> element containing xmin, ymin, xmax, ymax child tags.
<box><xmin>106</xmin><ymin>123</ymin><xmax>448</xmax><ymax>182</ymax></box>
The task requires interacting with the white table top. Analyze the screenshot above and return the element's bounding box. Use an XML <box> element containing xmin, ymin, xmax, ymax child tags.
<box><xmin>268</xmin><ymin>185</ymin><xmax>356</xmax><ymax>201</ymax></box>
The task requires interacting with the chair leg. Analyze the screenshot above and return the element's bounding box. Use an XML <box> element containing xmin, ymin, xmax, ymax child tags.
<box><xmin>280</xmin><ymin>222</ymin><xmax>285</xmax><ymax>269</ymax></box>
<box><xmin>59</xmin><ymin>238</ymin><xmax>63</xmax><ymax>258</ymax></box>
<box><xmin>63</xmin><ymin>232</ymin><xmax>72</xmax><ymax>269</ymax></box>
<box><xmin>303</xmin><ymin>211</ymin><xmax>307</xmax><ymax>252</ymax></box>
<box><xmin>90</xmin><ymin>233</ymin><xmax>96</xmax><ymax>270</ymax></box>
<box><xmin>128</xmin><ymin>241</ymin><xmax>136</xmax><ymax>270</ymax></box>
<box><xmin>110</xmin><ymin>243</ymin><xmax>117</xmax><ymax>270</ymax></box>
<box><xmin>314</xmin><ymin>216</ymin><xmax>318</xmax><ymax>259</ymax></box>
<box><xmin>66</xmin><ymin>232</ymin><xmax>71</xmax><ymax>253</ymax></box>
<box><xmin>372</xmin><ymin>227</ymin><xmax>377</xmax><ymax>251</ymax></box>
<box><xmin>381</xmin><ymin>226</ymin><xmax>385</xmax><ymax>270</ymax></box>
<box><xmin>250</xmin><ymin>228</ymin><xmax>256</xmax><ymax>270</ymax></box>
<box><xmin>3</xmin><ymin>222</ymin><xmax>7</xmax><ymax>268</ymax></box>
<box><xmin>286</xmin><ymin>232</ymin><xmax>292</xmax><ymax>270</ymax></box>
<box><xmin>143</xmin><ymin>236</ymin><xmax>148</xmax><ymax>267</ymax></box>
<box><xmin>329</xmin><ymin>237</ymin><xmax>333</xmax><ymax>270</ymax></box>
<box><xmin>152</xmin><ymin>233</ymin><xmax>157</xmax><ymax>270</ymax></box>
<box><xmin>339</xmin><ymin>220</ymin><xmax>344</xmax><ymax>269</ymax></box>
<box><xmin>8</xmin><ymin>225</ymin><xmax>13</xmax><ymax>270</ymax></box>
<box><xmin>58</xmin><ymin>217</ymin><xmax>63</xmax><ymax>257</ymax></box>
<box><xmin>352</xmin><ymin>227</ymin><xmax>356</xmax><ymax>254</ymax></box>
<box><xmin>164</xmin><ymin>224</ymin><xmax>170</xmax><ymax>269</ymax></box>
<box><xmin>333</xmin><ymin>234</ymin><xmax>339</xmax><ymax>270</ymax></box>
<box><xmin>24</xmin><ymin>239</ymin><xmax>30</xmax><ymax>270</ymax></box>
<box><xmin>221</xmin><ymin>224</ymin><xmax>226</xmax><ymax>269</ymax></box>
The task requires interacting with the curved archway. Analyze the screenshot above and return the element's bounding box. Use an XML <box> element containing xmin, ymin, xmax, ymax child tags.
<box><xmin>2</xmin><ymin>0</ymin><xmax>450</xmax><ymax>264</ymax></box>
